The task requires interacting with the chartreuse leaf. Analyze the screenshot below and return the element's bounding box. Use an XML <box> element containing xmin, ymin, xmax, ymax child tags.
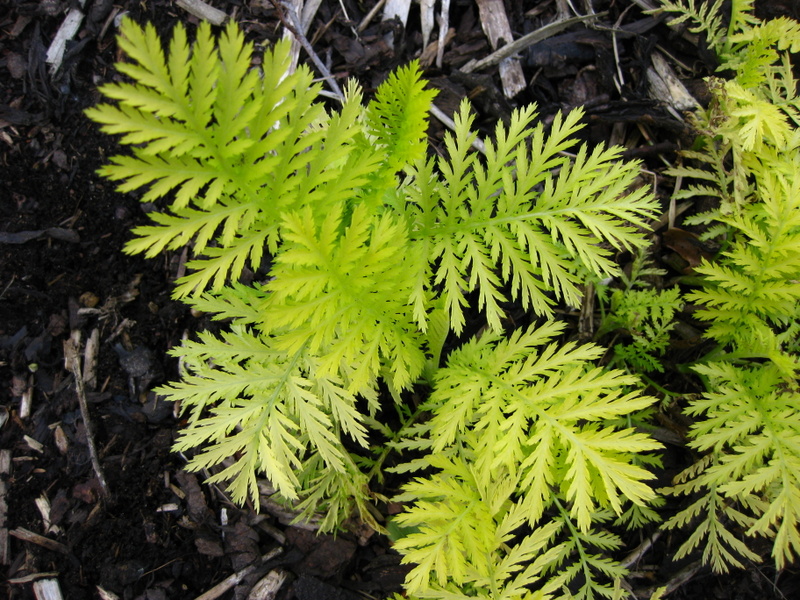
<box><xmin>87</xmin><ymin>18</ymin><xmax>366</xmax><ymax>298</ymax></box>
<box><xmin>263</xmin><ymin>203</ymin><xmax>428</xmax><ymax>393</ymax></box>
<box><xmin>90</xmin><ymin>17</ymin><xmax>664</xmax><ymax>599</ymax></box>
<box><xmin>663</xmin><ymin>362</ymin><xmax>800</xmax><ymax>570</ymax></box>
<box><xmin>406</xmin><ymin>101</ymin><xmax>657</xmax><ymax>333</ymax></box>
<box><xmin>657</xmin><ymin>0</ymin><xmax>800</xmax><ymax>574</ymax></box>
<box><xmin>393</xmin><ymin>322</ymin><xmax>660</xmax><ymax>596</ymax></box>
<box><xmin>164</xmin><ymin>328</ymin><xmax>365</xmax><ymax>505</ymax></box>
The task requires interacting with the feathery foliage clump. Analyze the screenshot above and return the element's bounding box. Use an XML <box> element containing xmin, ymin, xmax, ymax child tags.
<box><xmin>657</xmin><ymin>0</ymin><xmax>800</xmax><ymax>573</ymax></box>
<box><xmin>595</xmin><ymin>250</ymin><xmax>682</xmax><ymax>374</ymax></box>
<box><xmin>88</xmin><ymin>17</ymin><xmax>667</xmax><ymax>598</ymax></box>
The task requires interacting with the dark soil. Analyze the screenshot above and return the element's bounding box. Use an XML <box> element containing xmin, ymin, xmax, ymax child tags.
<box><xmin>2</xmin><ymin>1</ymin><xmax>800</xmax><ymax>599</ymax></box>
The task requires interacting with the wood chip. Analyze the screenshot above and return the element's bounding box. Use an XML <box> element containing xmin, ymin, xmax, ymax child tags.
<box><xmin>474</xmin><ymin>0</ymin><xmax>526</xmax><ymax>97</ymax></box>
<box><xmin>382</xmin><ymin>0</ymin><xmax>412</xmax><ymax>26</ymax></box>
<box><xmin>53</xmin><ymin>425</ymin><xmax>69</xmax><ymax>455</ymax></box>
<box><xmin>420</xmin><ymin>0</ymin><xmax>435</xmax><ymax>48</ymax></box>
<box><xmin>19</xmin><ymin>374</ymin><xmax>33</xmax><ymax>419</ymax></box>
<box><xmin>247</xmin><ymin>569</ymin><xmax>288</xmax><ymax>600</ymax></box>
<box><xmin>10</xmin><ymin>528</ymin><xmax>69</xmax><ymax>554</ymax></box>
<box><xmin>33</xmin><ymin>578</ymin><xmax>64</xmax><ymax>600</ymax></box>
<box><xmin>174</xmin><ymin>0</ymin><xmax>227</xmax><ymax>25</ymax></box>
<box><xmin>193</xmin><ymin>548</ymin><xmax>283</xmax><ymax>600</ymax></box>
<box><xmin>96</xmin><ymin>586</ymin><xmax>121</xmax><ymax>600</ymax></box>
<box><xmin>382</xmin><ymin>0</ymin><xmax>412</xmax><ymax>48</ymax></box>
<box><xmin>35</xmin><ymin>494</ymin><xmax>60</xmax><ymax>535</ymax></box>
<box><xmin>46</xmin><ymin>5</ymin><xmax>85</xmax><ymax>74</ymax></box>
<box><xmin>23</xmin><ymin>435</ymin><xmax>44</xmax><ymax>453</ymax></box>
<box><xmin>82</xmin><ymin>328</ymin><xmax>100</xmax><ymax>390</ymax></box>
<box><xmin>647</xmin><ymin>51</ymin><xmax>700</xmax><ymax>113</ymax></box>
<box><xmin>436</xmin><ymin>0</ymin><xmax>451</xmax><ymax>68</ymax></box>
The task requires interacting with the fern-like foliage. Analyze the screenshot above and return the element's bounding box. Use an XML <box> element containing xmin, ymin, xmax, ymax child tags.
<box><xmin>659</xmin><ymin>0</ymin><xmax>800</xmax><ymax>218</ymax></box>
<box><xmin>664</xmin><ymin>363</ymin><xmax>800</xmax><ymax>571</ymax></box>
<box><xmin>656</xmin><ymin>0</ymin><xmax>731</xmax><ymax>54</ymax></box>
<box><xmin>87</xmin><ymin>19</ymin><xmax>381</xmax><ymax>297</ymax></box>
<box><xmin>392</xmin><ymin>322</ymin><xmax>661</xmax><ymax>598</ymax></box>
<box><xmin>89</xmin><ymin>18</ymin><xmax>664</xmax><ymax>597</ymax></box>
<box><xmin>657</xmin><ymin>0</ymin><xmax>800</xmax><ymax>573</ymax></box>
<box><xmin>663</xmin><ymin>152</ymin><xmax>800</xmax><ymax>571</ymax></box>
<box><xmin>596</xmin><ymin>250</ymin><xmax>682</xmax><ymax>374</ymax></box>
<box><xmin>604</xmin><ymin>287</ymin><xmax>681</xmax><ymax>373</ymax></box>
<box><xmin>404</xmin><ymin>104</ymin><xmax>656</xmax><ymax>333</ymax></box>
<box><xmin>689</xmin><ymin>162</ymin><xmax>800</xmax><ymax>365</ymax></box>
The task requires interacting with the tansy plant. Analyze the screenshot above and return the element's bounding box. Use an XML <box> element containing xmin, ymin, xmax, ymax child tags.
<box><xmin>88</xmin><ymin>18</ymin><xmax>665</xmax><ymax>599</ymax></box>
<box><xmin>656</xmin><ymin>0</ymin><xmax>800</xmax><ymax>574</ymax></box>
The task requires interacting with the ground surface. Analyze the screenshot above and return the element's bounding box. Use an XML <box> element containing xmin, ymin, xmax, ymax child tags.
<box><xmin>2</xmin><ymin>0</ymin><xmax>800</xmax><ymax>599</ymax></box>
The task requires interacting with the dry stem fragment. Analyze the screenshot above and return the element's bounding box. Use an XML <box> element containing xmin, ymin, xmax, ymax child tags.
<box><xmin>64</xmin><ymin>331</ymin><xmax>109</xmax><ymax>498</ymax></box>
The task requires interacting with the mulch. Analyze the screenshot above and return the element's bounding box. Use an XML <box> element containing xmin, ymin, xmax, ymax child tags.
<box><xmin>2</xmin><ymin>0</ymin><xmax>800</xmax><ymax>599</ymax></box>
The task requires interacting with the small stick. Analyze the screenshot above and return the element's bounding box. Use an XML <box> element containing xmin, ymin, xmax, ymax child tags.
<box><xmin>460</xmin><ymin>12</ymin><xmax>606</xmax><ymax>74</ymax></box>
<box><xmin>621</xmin><ymin>531</ymin><xmax>661</xmax><ymax>568</ymax></box>
<box><xmin>193</xmin><ymin>548</ymin><xmax>283</xmax><ymax>600</ymax></box>
<box><xmin>9</xmin><ymin>528</ymin><xmax>70</xmax><ymax>554</ymax></box>
<box><xmin>46</xmin><ymin>1</ymin><xmax>86</xmax><ymax>74</ymax></box>
<box><xmin>272</xmin><ymin>0</ymin><xmax>344</xmax><ymax>99</ymax></box>
<box><xmin>640</xmin><ymin>560</ymin><xmax>703</xmax><ymax>598</ymax></box>
<box><xmin>429</xmin><ymin>104</ymin><xmax>487</xmax><ymax>154</ymax></box>
<box><xmin>8</xmin><ymin>572</ymin><xmax>60</xmax><ymax>585</ymax></box>
<box><xmin>175</xmin><ymin>0</ymin><xmax>227</xmax><ymax>25</ymax></box>
<box><xmin>64</xmin><ymin>332</ymin><xmax>109</xmax><ymax>498</ymax></box>
<box><xmin>357</xmin><ymin>0</ymin><xmax>387</xmax><ymax>32</ymax></box>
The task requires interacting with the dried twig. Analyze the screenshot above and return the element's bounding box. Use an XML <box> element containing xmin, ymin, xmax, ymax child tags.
<box><xmin>193</xmin><ymin>548</ymin><xmax>283</xmax><ymax>600</ymax></box>
<box><xmin>175</xmin><ymin>0</ymin><xmax>227</xmax><ymax>25</ymax></box>
<box><xmin>8</xmin><ymin>572</ymin><xmax>60</xmax><ymax>585</ymax></box>
<box><xmin>621</xmin><ymin>531</ymin><xmax>662</xmax><ymax>569</ymax></box>
<box><xmin>272</xmin><ymin>0</ymin><xmax>344</xmax><ymax>99</ymax></box>
<box><xmin>9</xmin><ymin>528</ymin><xmax>69</xmax><ymax>554</ymax></box>
<box><xmin>357</xmin><ymin>0</ymin><xmax>387</xmax><ymax>32</ymax></box>
<box><xmin>460</xmin><ymin>12</ymin><xmax>606</xmax><ymax>74</ymax></box>
<box><xmin>64</xmin><ymin>332</ymin><xmax>109</xmax><ymax>498</ymax></box>
<box><xmin>429</xmin><ymin>104</ymin><xmax>487</xmax><ymax>154</ymax></box>
<box><xmin>46</xmin><ymin>1</ymin><xmax>85</xmax><ymax>74</ymax></box>
<box><xmin>473</xmin><ymin>0</ymin><xmax>526</xmax><ymax>97</ymax></box>
<box><xmin>639</xmin><ymin>560</ymin><xmax>703</xmax><ymax>598</ymax></box>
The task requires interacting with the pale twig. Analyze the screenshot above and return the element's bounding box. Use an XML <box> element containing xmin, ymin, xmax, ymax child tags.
<box><xmin>621</xmin><ymin>531</ymin><xmax>661</xmax><ymax>568</ymax></box>
<box><xmin>357</xmin><ymin>0</ymin><xmax>387</xmax><ymax>32</ymax></box>
<box><xmin>10</xmin><ymin>527</ymin><xmax>70</xmax><ymax>554</ymax></box>
<box><xmin>193</xmin><ymin>548</ymin><xmax>283</xmax><ymax>600</ymax></box>
<box><xmin>460</xmin><ymin>12</ymin><xmax>606</xmax><ymax>74</ymax></box>
<box><xmin>429</xmin><ymin>104</ymin><xmax>487</xmax><ymax>154</ymax></box>
<box><xmin>274</xmin><ymin>0</ymin><xmax>344</xmax><ymax>99</ymax></box>
<box><xmin>175</xmin><ymin>0</ymin><xmax>227</xmax><ymax>25</ymax></box>
<box><xmin>639</xmin><ymin>560</ymin><xmax>703</xmax><ymax>598</ymax></box>
<box><xmin>64</xmin><ymin>331</ymin><xmax>109</xmax><ymax>497</ymax></box>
